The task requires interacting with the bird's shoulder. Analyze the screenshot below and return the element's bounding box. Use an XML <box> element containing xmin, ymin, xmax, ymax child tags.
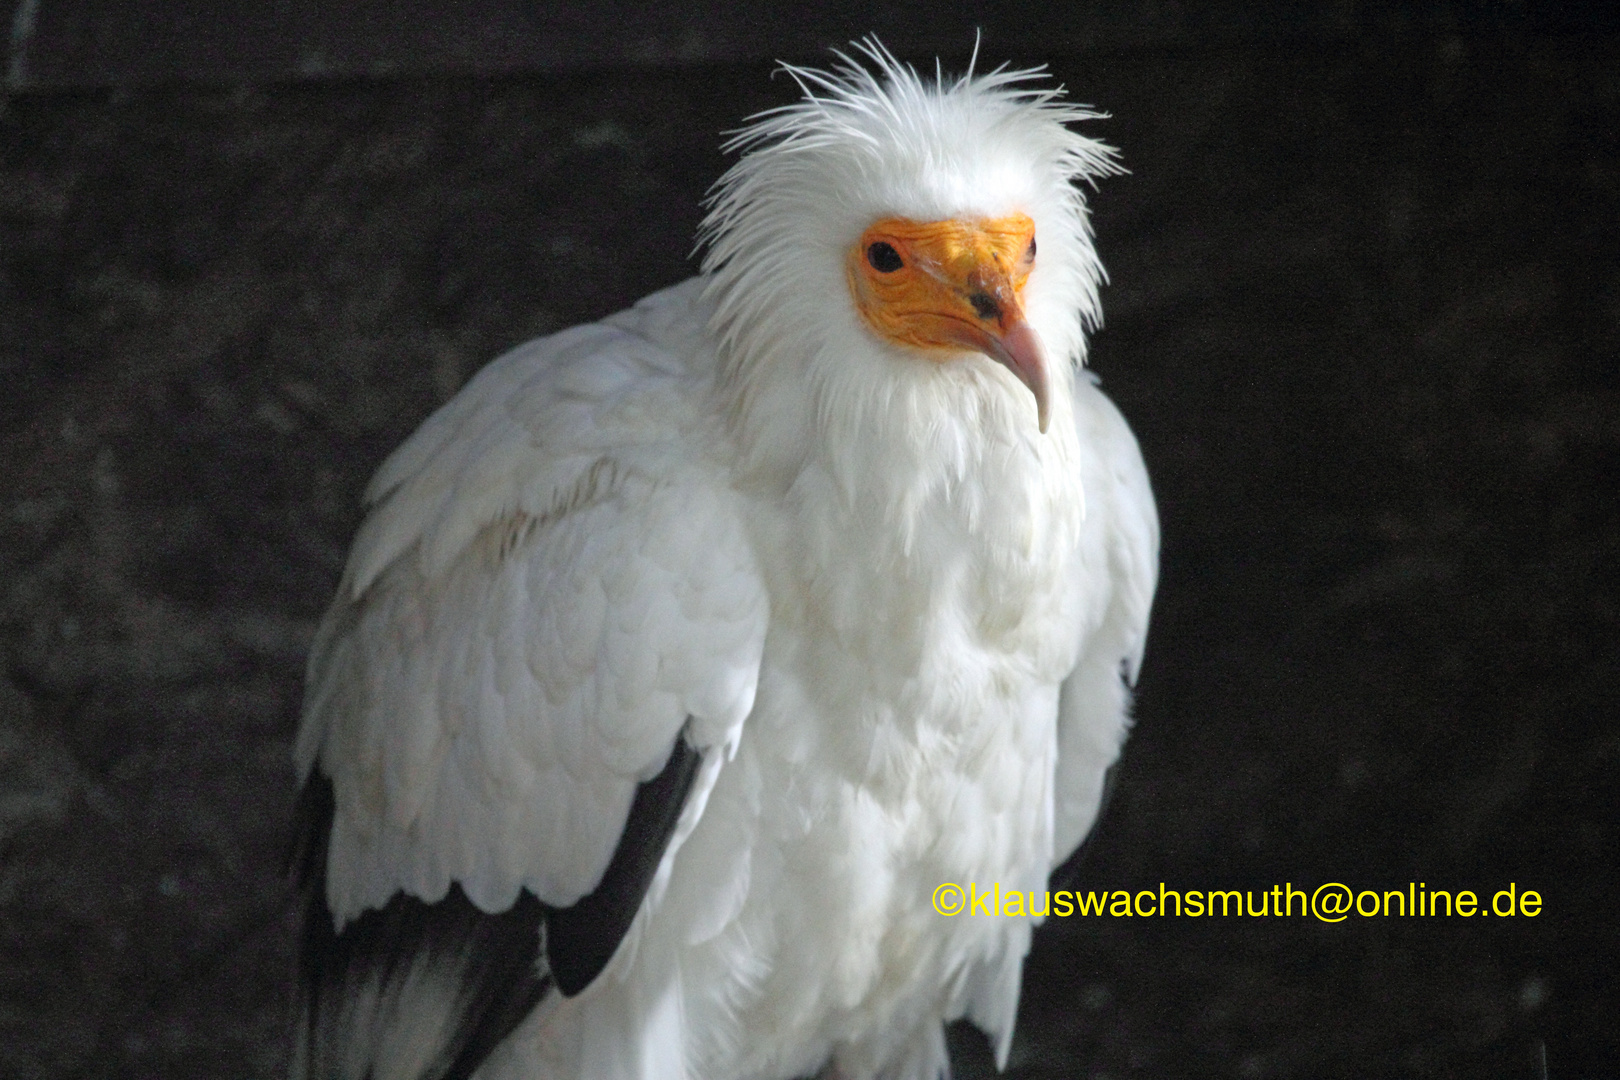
<box><xmin>344</xmin><ymin>277</ymin><xmax>727</xmax><ymax>598</ymax></box>
<box><xmin>1070</xmin><ymin>372</ymin><xmax>1159</xmax><ymax>672</ymax></box>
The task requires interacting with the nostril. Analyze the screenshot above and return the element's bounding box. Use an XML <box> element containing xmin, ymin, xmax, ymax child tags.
<box><xmin>968</xmin><ymin>292</ymin><xmax>1000</xmax><ymax>321</ymax></box>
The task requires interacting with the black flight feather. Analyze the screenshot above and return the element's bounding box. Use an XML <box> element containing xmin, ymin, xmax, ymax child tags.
<box><xmin>290</xmin><ymin>728</ymin><xmax>704</xmax><ymax>1077</ymax></box>
<box><xmin>291</xmin><ymin>773</ymin><xmax>550</xmax><ymax>1080</ymax></box>
<box><xmin>545</xmin><ymin>732</ymin><xmax>703</xmax><ymax>996</ymax></box>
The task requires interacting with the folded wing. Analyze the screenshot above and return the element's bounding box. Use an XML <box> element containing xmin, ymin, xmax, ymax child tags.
<box><xmin>1053</xmin><ymin>375</ymin><xmax>1159</xmax><ymax>868</ymax></box>
<box><xmin>291</xmin><ymin>288</ymin><xmax>768</xmax><ymax>1079</ymax></box>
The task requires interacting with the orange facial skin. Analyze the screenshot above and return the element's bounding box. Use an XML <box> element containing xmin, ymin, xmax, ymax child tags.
<box><xmin>846</xmin><ymin>213</ymin><xmax>1050</xmax><ymax>432</ymax></box>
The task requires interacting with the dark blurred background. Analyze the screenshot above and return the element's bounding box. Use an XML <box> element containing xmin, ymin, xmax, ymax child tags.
<box><xmin>1</xmin><ymin>1</ymin><xmax>1616</xmax><ymax>1077</ymax></box>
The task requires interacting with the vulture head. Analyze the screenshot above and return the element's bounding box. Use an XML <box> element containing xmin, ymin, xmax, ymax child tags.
<box><xmin>700</xmin><ymin>39</ymin><xmax>1121</xmax><ymax>461</ymax></box>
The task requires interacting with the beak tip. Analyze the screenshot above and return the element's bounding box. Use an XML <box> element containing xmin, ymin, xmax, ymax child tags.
<box><xmin>996</xmin><ymin>321</ymin><xmax>1051</xmax><ymax>436</ymax></box>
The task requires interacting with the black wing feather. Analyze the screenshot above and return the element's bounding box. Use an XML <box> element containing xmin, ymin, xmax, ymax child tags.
<box><xmin>292</xmin><ymin>774</ymin><xmax>550</xmax><ymax>1080</ymax></box>
<box><xmin>291</xmin><ymin>730</ymin><xmax>704</xmax><ymax>1078</ymax></box>
<box><xmin>544</xmin><ymin>733</ymin><xmax>703</xmax><ymax>996</ymax></box>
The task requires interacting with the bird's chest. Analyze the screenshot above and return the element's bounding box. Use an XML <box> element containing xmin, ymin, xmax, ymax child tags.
<box><xmin>707</xmin><ymin>607</ymin><xmax>1062</xmax><ymax>1067</ymax></box>
<box><xmin>764</xmin><ymin>442</ymin><xmax>1085</xmax><ymax>679</ymax></box>
<box><xmin>702</xmin><ymin>461</ymin><xmax>1084</xmax><ymax>1057</ymax></box>
<box><xmin>753</xmin><ymin>622</ymin><xmax>1065</xmax><ymax>910</ymax></box>
<box><xmin>750</xmin><ymin>447</ymin><xmax>1085</xmax><ymax>831</ymax></box>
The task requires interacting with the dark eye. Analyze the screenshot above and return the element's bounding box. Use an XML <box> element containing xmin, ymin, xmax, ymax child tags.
<box><xmin>866</xmin><ymin>242</ymin><xmax>904</xmax><ymax>273</ymax></box>
<box><xmin>1026</xmin><ymin>237</ymin><xmax>1037</xmax><ymax>260</ymax></box>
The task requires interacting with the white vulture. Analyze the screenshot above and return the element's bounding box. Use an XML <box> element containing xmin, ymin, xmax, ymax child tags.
<box><xmin>291</xmin><ymin>39</ymin><xmax>1158</xmax><ymax>1080</ymax></box>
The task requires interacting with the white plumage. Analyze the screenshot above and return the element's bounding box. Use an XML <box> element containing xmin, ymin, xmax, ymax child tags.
<box><xmin>292</xmin><ymin>40</ymin><xmax>1158</xmax><ymax>1080</ymax></box>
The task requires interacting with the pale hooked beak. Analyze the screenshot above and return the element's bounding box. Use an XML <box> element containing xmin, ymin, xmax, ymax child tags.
<box><xmin>978</xmin><ymin>320</ymin><xmax>1049</xmax><ymax>434</ymax></box>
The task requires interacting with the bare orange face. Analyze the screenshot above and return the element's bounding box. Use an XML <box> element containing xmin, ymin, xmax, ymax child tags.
<box><xmin>846</xmin><ymin>213</ymin><xmax>1049</xmax><ymax>431</ymax></box>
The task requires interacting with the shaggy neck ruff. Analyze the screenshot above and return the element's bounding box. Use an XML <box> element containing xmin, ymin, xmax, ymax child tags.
<box><xmin>696</xmin><ymin>41</ymin><xmax>1118</xmax><ymax>574</ymax></box>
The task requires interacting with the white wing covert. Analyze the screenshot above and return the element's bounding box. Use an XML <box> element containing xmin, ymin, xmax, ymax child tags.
<box><xmin>295</xmin><ymin>287</ymin><xmax>769</xmax><ymax>929</ymax></box>
<box><xmin>1051</xmin><ymin>375</ymin><xmax>1159</xmax><ymax>866</ymax></box>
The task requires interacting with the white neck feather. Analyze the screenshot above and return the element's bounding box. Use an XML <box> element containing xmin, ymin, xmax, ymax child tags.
<box><xmin>692</xmin><ymin>41</ymin><xmax>1117</xmax><ymax>637</ymax></box>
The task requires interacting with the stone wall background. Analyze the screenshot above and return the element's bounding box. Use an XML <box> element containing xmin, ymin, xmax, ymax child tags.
<box><xmin>7</xmin><ymin>0</ymin><xmax>1614</xmax><ymax>91</ymax></box>
<box><xmin>1</xmin><ymin>29</ymin><xmax>1617</xmax><ymax>1080</ymax></box>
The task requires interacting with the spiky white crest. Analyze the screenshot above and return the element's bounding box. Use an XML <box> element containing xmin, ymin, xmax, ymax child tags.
<box><xmin>699</xmin><ymin>37</ymin><xmax>1121</xmax><ymax>403</ymax></box>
